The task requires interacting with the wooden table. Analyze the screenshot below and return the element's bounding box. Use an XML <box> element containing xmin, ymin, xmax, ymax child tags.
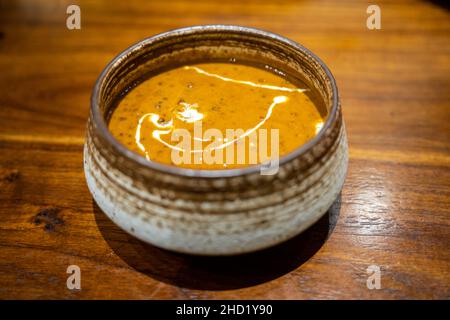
<box><xmin>0</xmin><ymin>0</ymin><xmax>449</xmax><ymax>299</ymax></box>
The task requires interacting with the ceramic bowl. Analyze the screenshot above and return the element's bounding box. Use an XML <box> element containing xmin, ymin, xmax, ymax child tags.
<box><xmin>84</xmin><ymin>25</ymin><xmax>348</xmax><ymax>255</ymax></box>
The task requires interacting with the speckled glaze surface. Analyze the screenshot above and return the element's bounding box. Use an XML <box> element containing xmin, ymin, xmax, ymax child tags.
<box><xmin>84</xmin><ymin>25</ymin><xmax>348</xmax><ymax>255</ymax></box>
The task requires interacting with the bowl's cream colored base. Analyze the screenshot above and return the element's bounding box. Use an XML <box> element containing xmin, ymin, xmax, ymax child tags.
<box><xmin>84</xmin><ymin>130</ymin><xmax>347</xmax><ymax>256</ymax></box>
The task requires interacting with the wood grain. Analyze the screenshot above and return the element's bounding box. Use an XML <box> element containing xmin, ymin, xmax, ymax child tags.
<box><xmin>0</xmin><ymin>0</ymin><xmax>449</xmax><ymax>299</ymax></box>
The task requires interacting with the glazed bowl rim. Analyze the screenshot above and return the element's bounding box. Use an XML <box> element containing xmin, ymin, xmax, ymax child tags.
<box><xmin>91</xmin><ymin>24</ymin><xmax>339</xmax><ymax>178</ymax></box>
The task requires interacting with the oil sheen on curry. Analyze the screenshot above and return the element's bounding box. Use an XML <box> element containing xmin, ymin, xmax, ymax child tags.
<box><xmin>109</xmin><ymin>63</ymin><xmax>326</xmax><ymax>169</ymax></box>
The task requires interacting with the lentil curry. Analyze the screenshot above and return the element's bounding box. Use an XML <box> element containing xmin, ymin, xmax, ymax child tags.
<box><xmin>108</xmin><ymin>63</ymin><xmax>326</xmax><ymax>169</ymax></box>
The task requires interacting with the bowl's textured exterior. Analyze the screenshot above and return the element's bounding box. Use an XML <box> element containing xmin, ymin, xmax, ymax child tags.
<box><xmin>84</xmin><ymin>25</ymin><xmax>348</xmax><ymax>255</ymax></box>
